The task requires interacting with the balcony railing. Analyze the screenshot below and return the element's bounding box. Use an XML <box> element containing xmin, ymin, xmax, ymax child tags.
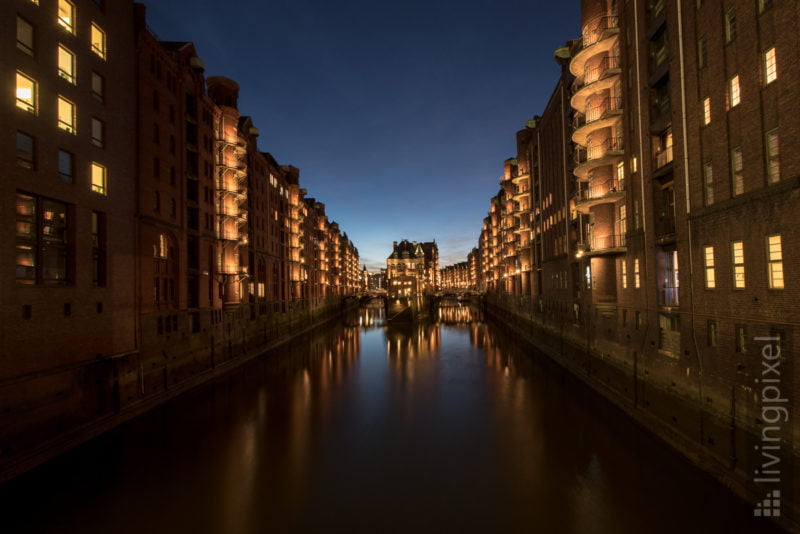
<box><xmin>659</xmin><ymin>285</ymin><xmax>679</xmax><ymax>307</ymax></box>
<box><xmin>575</xmin><ymin>137</ymin><xmax>624</xmax><ymax>165</ymax></box>
<box><xmin>654</xmin><ymin>145</ymin><xmax>674</xmax><ymax>169</ymax></box>
<box><xmin>590</xmin><ymin>233</ymin><xmax>626</xmax><ymax>251</ymax></box>
<box><xmin>574</xmin><ymin>96</ymin><xmax>623</xmax><ymax>129</ymax></box>
<box><xmin>583</xmin><ymin>56</ymin><xmax>620</xmax><ymax>85</ymax></box>
<box><xmin>577</xmin><ymin>178</ymin><xmax>625</xmax><ymax>202</ymax></box>
<box><xmin>582</xmin><ymin>15</ymin><xmax>620</xmax><ymax>48</ymax></box>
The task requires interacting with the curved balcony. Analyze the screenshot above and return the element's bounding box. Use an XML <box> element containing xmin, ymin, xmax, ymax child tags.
<box><xmin>570</xmin><ymin>15</ymin><xmax>620</xmax><ymax>77</ymax></box>
<box><xmin>574</xmin><ymin>137</ymin><xmax>624</xmax><ymax>180</ymax></box>
<box><xmin>582</xmin><ymin>233</ymin><xmax>626</xmax><ymax>256</ymax></box>
<box><xmin>572</xmin><ymin>96</ymin><xmax>623</xmax><ymax>146</ymax></box>
<box><xmin>511</xmin><ymin>169</ymin><xmax>530</xmax><ymax>184</ymax></box>
<box><xmin>570</xmin><ymin>56</ymin><xmax>621</xmax><ymax>112</ymax></box>
<box><xmin>575</xmin><ymin>178</ymin><xmax>626</xmax><ymax>214</ymax></box>
<box><xmin>216</xmin><ymin>179</ymin><xmax>246</xmax><ymax>198</ymax></box>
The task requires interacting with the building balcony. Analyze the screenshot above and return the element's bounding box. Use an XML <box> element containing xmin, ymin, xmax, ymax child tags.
<box><xmin>654</xmin><ymin>145</ymin><xmax>674</xmax><ymax>170</ymax></box>
<box><xmin>581</xmin><ymin>233</ymin><xmax>626</xmax><ymax>256</ymax></box>
<box><xmin>570</xmin><ymin>16</ymin><xmax>620</xmax><ymax>77</ymax></box>
<box><xmin>570</xmin><ymin>60</ymin><xmax>621</xmax><ymax>113</ymax></box>
<box><xmin>216</xmin><ymin>180</ymin><xmax>246</xmax><ymax>198</ymax></box>
<box><xmin>575</xmin><ymin>178</ymin><xmax>626</xmax><ymax>214</ymax></box>
<box><xmin>217</xmin><ymin>229</ymin><xmax>241</xmax><ymax>242</ymax></box>
<box><xmin>574</xmin><ymin>137</ymin><xmax>624</xmax><ymax>180</ymax></box>
<box><xmin>572</xmin><ymin>96</ymin><xmax>623</xmax><ymax>147</ymax></box>
<box><xmin>655</xmin><ymin>216</ymin><xmax>676</xmax><ymax>243</ymax></box>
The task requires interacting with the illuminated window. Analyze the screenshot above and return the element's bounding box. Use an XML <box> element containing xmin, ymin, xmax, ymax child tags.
<box><xmin>58</xmin><ymin>45</ymin><xmax>75</xmax><ymax>84</ymax></box>
<box><xmin>57</xmin><ymin>96</ymin><xmax>75</xmax><ymax>133</ymax></box>
<box><xmin>58</xmin><ymin>0</ymin><xmax>75</xmax><ymax>34</ymax></box>
<box><xmin>630</xmin><ymin>155</ymin><xmax>638</xmax><ymax>173</ymax></box>
<box><xmin>731</xmin><ymin>147</ymin><xmax>743</xmax><ymax>196</ymax></box>
<box><xmin>766</xmin><ymin>129</ymin><xmax>780</xmax><ymax>184</ymax></box>
<box><xmin>725</xmin><ymin>9</ymin><xmax>736</xmax><ymax>43</ymax></box>
<box><xmin>731</xmin><ymin>241</ymin><xmax>745</xmax><ymax>289</ymax></box>
<box><xmin>702</xmin><ymin>97</ymin><xmax>711</xmax><ymax>125</ymax></box>
<box><xmin>91</xmin><ymin>23</ymin><xmax>106</xmax><ymax>59</ymax></box>
<box><xmin>58</xmin><ymin>149</ymin><xmax>73</xmax><ymax>182</ymax></box>
<box><xmin>16</xmin><ymin>72</ymin><xmax>36</xmax><ymax>113</ymax></box>
<box><xmin>621</xmin><ymin>259</ymin><xmax>627</xmax><ymax>289</ymax></box>
<box><xmin>703</xmin><ymin>246</ymin><xmax>715</xmax><ymax>288</ymax></box>
<box><xmin>728</xmin><ymin>75</ymin><xmax>740</xmax><ymax>108</ymax></box>
<box><xmin>703</xmin><ymin>162</ymin><xmax>714</xmax><ymax>206</ymax></box>
<box><xmin>16</xmin><ymin>193</ymin><xmax>70</xmax><ymax>285</ymax></box>
<box><xmin>91</xmin><ymin>118</ymin><xmax>104</xmax><ymax>147</ymax></box>
<box><xmin>16</xmin><ymin>132</ymin><xmax>35</xmax><ymax>169</ymax></box>
<box><xmin>91</xmin><ymin>162</ymin><xmax>106</xmax><ymax>195</ymax></box>
<box><xmin>766</xmin><ymin>235</ymin><xmax>784</xmax><ymax>289</ymax></box>
<box><xmin>92</xmin><ymin>211</ymin><xmax>106</xmax><ymax>286</ymax></box>
<box><xmin>634</xmin><ymin>258</ymin><xmax>640</xmax><ymax>288</ymax></box>
<box><xmin>616</xmin><ymin>161</ymin><xmax>624</xmax><ymax>183</ymax></box>
<box><xmin>91</xmin><ymin>71</ymin><xmax>104</xmax><ymax>101</ymax></box>
<box><xmin>764</xmin><ymin>47</ymin><xmax>777</xmax><ymax>84</ymax></box>
<box><xmin>17</xmin><ymin>16</ymin><xmax>34</xmax><ymax>55</ymax></box>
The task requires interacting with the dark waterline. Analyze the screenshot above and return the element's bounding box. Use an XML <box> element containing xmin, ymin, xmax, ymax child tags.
<box><xmin>0</xmin><ymin>306</ymin><xmax>780</xmax><ymax>533</ymax></box>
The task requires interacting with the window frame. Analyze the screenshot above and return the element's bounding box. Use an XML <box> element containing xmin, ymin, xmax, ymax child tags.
<box><xmin>702</xmin><ymin>97</ymin><xmax>711</xmax><ymax>125</ymax></box>
<box><xmin>91</xmin><ymin>117</ymin><xmax>105</xmax><ymax>147</ymax></box>
<box><xmin>16</xmin><ymin>131</ymin><xmax>35</xmax><ymax>169</ymax></box>
<box><xmin>17</xmin><ymin>16</ymin><xmax>35</xmax><ymax>56</ymax></box>
<box><xmin>731</xmin><ymin>147</ymin><xmax>743</xmax><ymax>196</ymax></box>
<box><xmin>57</xmin><ymin>95</ymin><xmax>76</xmax><ymax>133</ymax></box>
<box><xmin>725</xmin><ymin>8</ymin><xmax>737</xmax><ymax>43</ymax></box>
<box><xmin>703</xmin><ymin>246</ymin><xmax>715</xmax><ymax>288</ymax></box>
<box><xmin>15</xmin><ymin>193</ymin><xmax>71</xmax><ymax>285</ymax></box>
<box><xmin>728</xmin><ymin>75</ymin><xmax>741</xmax><ymax>108</ymax></box>
<box><xmin>91</xmin><ymin>71</ymin><xmax>105</xmax><ymax>101</ymax></box>
<box><xmin>765</xmin><ymin>129</ymin><xmax>780</xmax><ymax>184</ymax></box>
<box><xmin>702</xmin><ymin>161</ymin><xmax>714</xmax><ymax>206</ymax></box>
<box><xmin>57</xmin><ymin>0</ymin><xmax>76</xmax><ymax>34</ymax></box>
<box><xmin>731</xmin><ymin>240</ymin><xmax>745</xmax><ymax>289</ymax></box>
<box><xmin>91</xmin><ymin>162</ymin><xmax>107</xmax><ymax>195</ymax></box>
<box><xmin>764</xmin><ymin>47</ymin><xmax>777</xmax><ymax>85</ymax></box>
<box><xmin>90</xmin><ymin>22</ymin><xmax>107</xmax><ymax>59</ymax></box>
<box><xmin>58</xmin><ymin>149</ymin><xmax>74</xmax><ymax>182</ymax></box>
<box><xmin>57</xmin><ymin>44</ymin><xmax>76</xmax><ymax>84</ymax></box>
<box><xmin>16</xmin><ymin>71</ymin><xmax>37</xmax><ymax>114</ymax></box>
<box><xmin>766</xmin><ymin>234</ymin><xmax>784</xmax><ymax>289</ymax></box>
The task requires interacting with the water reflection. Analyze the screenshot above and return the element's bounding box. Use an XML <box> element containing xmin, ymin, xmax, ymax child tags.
<box><xmin>0</xmin><ymin>308</ymin><xmax>782</xmax><ymax>534</ymax></box>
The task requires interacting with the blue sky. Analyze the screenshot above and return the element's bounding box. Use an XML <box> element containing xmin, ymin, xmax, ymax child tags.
<box><xmin>142</xmin><ymin>0</ymin><xmax>580</xmax><ymax>271</ymax></box>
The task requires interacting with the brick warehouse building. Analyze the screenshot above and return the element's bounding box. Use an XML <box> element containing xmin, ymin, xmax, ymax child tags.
<box><xmin>0</xmin><ymin>0</ymin><xmax>360</xmax><ymax>480</ymax></box>
<box><xmin>467</xmin><ymin>0</ymin><xmax>798</xmax><ymax>525</ymax></box>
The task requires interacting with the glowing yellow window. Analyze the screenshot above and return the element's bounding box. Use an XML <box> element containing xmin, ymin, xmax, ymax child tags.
<box><xmin>91</xmin><ymin>163</ymin><xmax>106</xmax><ymax>195</ymax></box>
<box><xmin>16</xmin><ymin>72</ymin><xmax>36</xmax><ymax>113</ymax></box>
<box><xmin>732</xmin><ymin>241</ymin><xmax>745</xmax><ymax>289</ymax></box>
<box><xmin>57</xmin><ymin>96</ymin><xmax>75</xmax><ymax>133</ymax></box>
<box><xmin>58</xmin><ymin>45</ymin><xmax>75</xmax><ymax>84</ymax></box>
<box><xmin>764</xmin><ymin>47</ymin><xmax>777</xmax><ymax>85</ymax></box>
<box><xmin>58</xmin><ymin>0</ymin><xmax>75</xmax><ymax>34</ymax></box>
<box><xmin>767</xmin><ymin>235</ymin><xmax>784</xmax><ymax>289</ymax></box>
<box><xmin>91</xmin><ymin>23</ymin><xmax>106</xmax><ymax>59</ymax></box>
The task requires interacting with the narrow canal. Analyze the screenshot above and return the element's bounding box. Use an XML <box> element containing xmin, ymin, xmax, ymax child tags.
<box><xmin>0</xmin><ymin>305</ymin><xmax>780</xmax><ymax>533</ymax></box>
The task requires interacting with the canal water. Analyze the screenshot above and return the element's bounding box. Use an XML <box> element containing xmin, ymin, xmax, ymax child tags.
<box><xmin>0</xmin><ymin>305</ymin><xmax>781</xmax><ymax>533</ymax></box>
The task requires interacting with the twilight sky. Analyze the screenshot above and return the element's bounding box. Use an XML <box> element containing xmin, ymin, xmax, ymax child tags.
<box><xmin>142</xmin><ymin>0</ymin><xmax>580</xmax><ymax>271</ymax></box>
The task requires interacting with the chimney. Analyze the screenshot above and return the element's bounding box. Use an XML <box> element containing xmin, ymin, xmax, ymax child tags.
<box><xmin>393</xmin><ymin>241</ymin><xmax>398</xmax><ymax>250</ymax></box>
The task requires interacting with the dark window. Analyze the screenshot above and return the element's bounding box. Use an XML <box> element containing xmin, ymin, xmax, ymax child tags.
<box><xmin>17</xmin><ymin>16</ymin><xmax>34</xmax><ymax>55</ymax></box>
<box><xmin>91</xmin><ymin>117</ymin><xmax>104</xmax><ymax>147</ymax></box>
<box><xmin>697</xmin><ymin>37</ymin><xmax>707</xmax><ymax>68</ymax></box>
<box><xmin>91</xmin><ymin>71</ymin><xmax>104</xmax><ymax>101</ymax></box>
<box><xmin>707</xmin><ymin>320</ymin><xmax>717</xmax><ymax>346</ymax></box>
<box><xmin>153</xmin><ymin>123</ymin><xmax>160</xmax><ymax>145</ymax></box>
<box><xmin>92</xmin><ymin>211</ymin><xmax>106</xmax><ymax>285</ymax></box>
<box><xmin>154</xmin><ymin>157</ymin><xmax>160</xmax><ymax>180</ymax></box>
<box><xmin>725</xmin><ymin>9</ymin><xmax>737</xmax><ymax>43</ymax></box>
<box><xmin>153</xmin><ymin>90</ymin><xmax>159</xmax><ymax>110</ymax></box>
<box><xmin>15</xmin><ymin>193</ymin><xmax>70</xmax><ymax>285</ymax></box>
<box><xmin>58</xmin><ymin>149</ymin><xmax>73</xmax><ymax>182</ymax></box>
<box><xmin>16</xmin><ymin>131</ymin><xmax>34</xmax><ymax>169</ymax></box>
